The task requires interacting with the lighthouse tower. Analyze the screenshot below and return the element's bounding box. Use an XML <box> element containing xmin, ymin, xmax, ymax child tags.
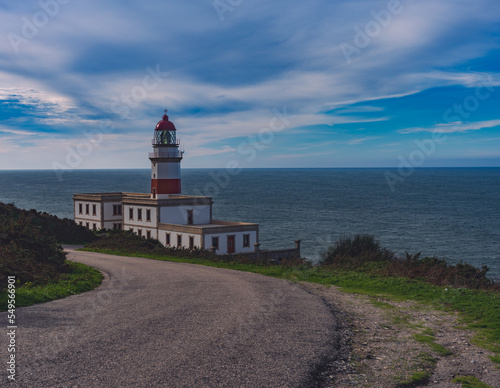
<box><xmin>149</xmin><ymin>109</ymin><xmax>183</xmax><ymax>199</ymax></box>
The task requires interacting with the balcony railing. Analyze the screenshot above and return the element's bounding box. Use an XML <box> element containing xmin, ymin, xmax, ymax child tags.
<box><xmin>149</xmin><ymin>151</ymin><xmax>184</xmax><ymax>159</ymax></box>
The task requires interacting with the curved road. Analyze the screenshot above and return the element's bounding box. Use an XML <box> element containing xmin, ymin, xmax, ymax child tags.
<box><xmin>2</xmin><ymin>250</ymin><xmax>344</xmax><ymax>387</ymax></box>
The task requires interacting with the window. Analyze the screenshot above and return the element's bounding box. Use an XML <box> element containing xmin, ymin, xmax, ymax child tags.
<box><xmin>146</xmin><ymin>230</ymin><xmax>151</xmax><ymax>239</ymax></box>
<box><xmin>146</xmin><ymin>209</ymin><xmax>151</xmax><ymax>222</ymax></box>
<box><xmin>86</xmin><ymin>204</ymin><xmax>89</xmax><ymax>215</ymax></box>
<box><xmin>177</xmin><ymin>234</ymin><xmax>182</xmax><ymax>247</ymax></box>
<box><xmin>189</xmin><ymin>236</ymin><xmax>194</xmax><ymax>249</ymax></box>
<box><xmin>138</xmin><ymin>229</ymin><xmax>142</xmax><ymax>238</ymax></box>
<box><xmin>243</xmin><ymin>234</ymin><xmax>250</xmax><ymax>248</ymax></box>
<box><xmin>129</xmin><ymin>228</ymin><xmax>133</xmax><ymax>232</ymax></box>
<box><xmin>187</xmin><ymin>209</ymin><xmax>193</xmax><ymax>225</ymax></box>
<box><xmin>92</xmin><ymin>204</ymin><xmax>97</xmax><ymax>216</ymax></box>
<box><xmin>79</xmin><ymin>221</ymin><xmax>83</xmax><ymax>226</ymax></box>
<box><xmin>138</xmin><ymin>209</ymin><xmax>142</xmax><ymax>221</ymax></box>
<box><xmin>92</xmin><ymin>223</ymin><xmax>96</xmax><ymax>231</ymax></box>
<box><xmin>166</xmin><ymin>233</ymin><xmax>171</xmax><ymax>246</ymax></box>
<box><xmin>152</xmin><ymin>188</ymin><xmax>156</xmax><ymax>198</ymax></box>
<box><xmin>79</xmin><ymin>203</ymin><xmax>82</xmax><ymax>214</ymax></box>
<box><xmin>113</xmin><ymin>204</ymin><xmax>122</xmax><ymax>216</ymax></box>
<box><xmin>212</xmin><ymin>236</ymin><xmax>219</xmax><ymax>250</ymax></box>
<box><xmin>86</xmin><ymin>222</ymin><xmax>89</xmax><ymax>229</ymax></box>
<box><xmin>129</xmin><ymin>208</ymin><xmax>134</xmax><ymax>220</ymax></box>
<box><xmin>113</xmin><ymin>223</ymin><xmax>121</xmax><ymax>231</ymax></box>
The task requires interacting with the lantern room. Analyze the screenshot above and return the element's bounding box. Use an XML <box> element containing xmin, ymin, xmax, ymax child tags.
<box><xmin>154</xmin><ymin>110</ymin><xmax>178</xmax><ymax>146</ymax></box>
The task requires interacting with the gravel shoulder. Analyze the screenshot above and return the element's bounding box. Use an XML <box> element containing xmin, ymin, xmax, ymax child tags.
<box><xmin>301</xmin><ymin>282</ymin><xmax>500</xmax><ymax>388</ymax></box>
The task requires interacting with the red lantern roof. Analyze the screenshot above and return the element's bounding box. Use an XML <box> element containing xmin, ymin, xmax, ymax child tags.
<box><xmin>155</xmin><ymin>111</ymin><xmax>176</xmax><ymax>131</ymax></box>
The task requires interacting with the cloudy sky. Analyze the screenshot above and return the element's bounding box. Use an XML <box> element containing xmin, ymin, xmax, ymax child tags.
<box><xmin>1</xmin><ymin>0</ymin><xmax>500</xmax><ymax>170</ymax></box>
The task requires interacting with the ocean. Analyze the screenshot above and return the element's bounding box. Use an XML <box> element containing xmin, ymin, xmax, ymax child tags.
<box><xmin>0</xmin><ymin>168</ymin><xmax>499</xmax><ymax>279</ymax></box>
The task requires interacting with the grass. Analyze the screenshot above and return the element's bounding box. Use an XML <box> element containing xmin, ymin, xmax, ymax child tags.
<box><xmin>394</xmin><ymin>353</ymin><xmax>436</xmax><ymax>387</ymax></box>
<box><xmin>369</xmin><ymin>298</ymin><xmax>396</xmax><ymax>310</ymax></box>
<box><xmin>452</xmin><ymin>375</ymin><xmax>493</xmax><ymax>388</ymax></box>
<box><xmin>0</xmin><ymin>261</ymin><xmax>103</xmax><ymax>311</ymax></box>
<box><xmin>413</xmin><ymin>330</ymin><xmax>453</xmax><ymax>357</ymax></box>
<box><xmin>391</xmin><ymin>315</ymin><xmax>424</xmax><ymax>330</ymax></box>
<box><xmin>488</xmin><ymin>355</ymin><xmax>500</xmax><ymax>364</ymax></box>
<box><xmin>399</xmin><ymin>371</ymin><xmax>431</xmax><ymax>387</ymax></box>
<box><xmin>80</xmin><ymin>245</ymin><xmax>500</xmax><ymax>364</ymax></box>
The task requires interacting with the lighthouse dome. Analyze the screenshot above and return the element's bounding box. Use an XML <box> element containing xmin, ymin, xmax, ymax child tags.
<box><xmin>155</xmin><ymin>114</ymin><xmax>176</xmax><ymax>131</ymax></box>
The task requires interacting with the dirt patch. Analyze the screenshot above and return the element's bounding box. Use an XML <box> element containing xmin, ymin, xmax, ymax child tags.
<box><xmin>300</xmin><ymin>282</ymin><xmax>500</xmax><ymax>388</ymax></box>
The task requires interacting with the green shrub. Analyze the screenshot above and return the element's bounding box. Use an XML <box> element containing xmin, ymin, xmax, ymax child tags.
<box><xmin>0</xmin><ymin>201</ymin><xmax>97</xmax><ymax>290</ymax></box>
<box><xmin>0</xmin><ymin>202</ymin><xmax>97</xmax><ymax>244</ymax></box>
<box><xmin>85</xmin><ymin>230</ymin><xmax>308</xmax><ymax>267</ymax></box>
<box><xmin>318</xmin><ymin>234</ymin><xmax>499</xmax><ymax>292</ymax></box>
<box><xmin>320</xmin><ymin>234</ymin><xmax>395</xmax><ymax>266</ymax></box>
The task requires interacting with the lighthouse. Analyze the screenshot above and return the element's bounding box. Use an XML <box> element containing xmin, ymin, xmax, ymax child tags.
<box><xmin>74</xmin><ymin>109</ymin><xmax>294</xmax><ymax>257</ymax></box>
<box><xmin>149</xmin><ymin>109</ymin><xmax>183</xmax><ymax>199</ymax></box>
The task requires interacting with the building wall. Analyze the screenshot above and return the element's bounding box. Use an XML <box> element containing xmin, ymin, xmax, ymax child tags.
<box><xmin>74</xmin><ymin>200</ymin><xmax>101</xmax><ymax>221</ymax></box>
<box><xmin>154</xmin><ymin>162</ymin><xmax>181</xmax><ymax>178</ymax></box>
<box><xmin>74</xmin><ymin>200</ymin><xmax>124</xmax><ymax>231</ymax></box>
<box><xmin>126</xmin><ymin>226</ymin><xmax>158</xmax><ymax>240</ymax></box>
<box><xmin>204</xmin><ymin>231</ymin><xmax>257</xmax><ymax>255</ymax></box>
<box><xmin>123</xmin><ymin>204</ymin><xmax>158</xmax><ymax>227</ymax></box>
<box><xmin>158</xmin><ymin>230</ymin><xmax>202</xmax><ymax>249</ymax></box>
<box><xmin>103</xmin><ymin>202</ymin><xmax>124</xmax><ymax>221</ymax></box>
<box><xmin>74</xmin><ymin>200</ymin><xmax>102</xmax><ymax>230</ymax></box>
<box><xmin>160</xmin><ymin>205</ymin><xmax>211</xmax><ymax>225</ymax></box>
<box><xmin>103</xmin><ymin>221</ymin><xmax>124</xmax><ymax>230</ymax></box>
<box><xmin>73</xmin><ymin>196</ymin><xmax>257</xmax><ymax>255</ymax></box>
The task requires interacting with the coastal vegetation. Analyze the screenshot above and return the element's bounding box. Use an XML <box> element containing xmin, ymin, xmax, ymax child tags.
<box><xmin>83</xmin><ymin>231</ymin><xmax>500</xmax><ymax>366</ymax></box>
<box><xmin>319</xmin><ymin>234</ymin><xmax>499</xmax><ymax>291</ymax></box>
<box><xmin>0</xmin><ymin>202</ymin><xmax>101</xmax><ymax>309</ymax></box>
<box><xmin>0</xmin><ymin>261</ymin><xmax>103</xmax><ymax>310</ymax></box>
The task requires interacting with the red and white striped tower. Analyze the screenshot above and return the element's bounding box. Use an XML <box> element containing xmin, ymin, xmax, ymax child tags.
<box><xmin>149</xmin><ymin>109</ymin><xmax>183</xmax><ymax>199</ymax></box>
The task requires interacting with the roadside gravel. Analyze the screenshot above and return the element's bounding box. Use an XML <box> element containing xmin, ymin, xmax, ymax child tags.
<box><xmin>301</xmin><ymin>282</ymin><xmax>500</xmax><ymax>388</ymax></box>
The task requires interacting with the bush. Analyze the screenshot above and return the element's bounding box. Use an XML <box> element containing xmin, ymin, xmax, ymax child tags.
<box><xmin>0</xmin><ymin>202</ymin><xmax>97</xmax><ymax>289</ymax></box>
<box><xmin>85</xmin><ymin>230</ymin><xmax>308</xmax><ymax>267</ymax></box>
<box><xmin>383</xmin><ymin>256</ymin><xmax>497</xmax><ymax>290</ymax></box>
<box><xmin>318</xmin><ymin>234</ymin><xmax>499</xmax><ymax>292</ymax></box>
<box><xmin>0</xmin><ymin>202</ymin><xmax>97</xmax><ymax>244</ymax></box>
<box><xmin>320</xmin><ymin>234</ymin><xmax>395</xmax><ymax>267</ymax></box>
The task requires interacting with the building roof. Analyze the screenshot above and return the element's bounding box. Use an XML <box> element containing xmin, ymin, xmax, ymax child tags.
<box><xmin>73</xmin><ymin>192</ymin><xmax>213</xmax><ymax>206</ymax></box>
<box><xmin>155</xmin><ymin>114</ymin><xmax>176</xmax><ymax>131</ymax></box>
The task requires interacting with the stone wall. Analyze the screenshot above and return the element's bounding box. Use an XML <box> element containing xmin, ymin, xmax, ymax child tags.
<box><xmin>233</xmin><ymin>240</ymin><xmax>301</xmax><ymax>262</ymax></box>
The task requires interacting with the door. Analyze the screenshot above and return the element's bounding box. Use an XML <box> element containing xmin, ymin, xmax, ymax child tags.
<box><xmin>227</xmin><ymin>235</ymin><xmax>235</xmax><ymax>254</ymax></box>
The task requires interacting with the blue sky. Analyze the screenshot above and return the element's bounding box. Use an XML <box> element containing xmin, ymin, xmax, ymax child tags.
<box><xmin>1</xmin><ymin>0</ymin><xmax>500</xmax><ymax>169</ymax></box>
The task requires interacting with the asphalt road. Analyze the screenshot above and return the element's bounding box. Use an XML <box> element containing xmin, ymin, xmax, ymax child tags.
<box><xmin>1</xmin><ymin>250</ymin><xmax>345</xmax><ymax>387</ymax></box>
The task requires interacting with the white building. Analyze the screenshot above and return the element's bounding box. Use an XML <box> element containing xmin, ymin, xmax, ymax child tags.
<box><xmin>74</xmin><ymin>110</ymin><xmax>259</xmax><ymax>255</ymax></box>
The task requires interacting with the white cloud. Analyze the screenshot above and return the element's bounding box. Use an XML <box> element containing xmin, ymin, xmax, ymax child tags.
<box><xmin>0</xmin><ymin>128</ymin><xmax>39</xmax><ymax>136</ymax></box>
<box><xmin>186</xmin><ymin>145</ymin><xmax>236</xmax><ymax>158</ymax></box>
<box><xmin>347</xmin><ymin>136</ymin><xmax>383</xmax><ymax>145</ymax></box>
<box><xmin>399</xmin><ymin>120</ymin><xmax>500</xmax><ymax>134</ymax></box>
<box><xmin>1</xmin><ymin>0</ymin><xmax>500</xmax><ymax>167</ymax></box>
